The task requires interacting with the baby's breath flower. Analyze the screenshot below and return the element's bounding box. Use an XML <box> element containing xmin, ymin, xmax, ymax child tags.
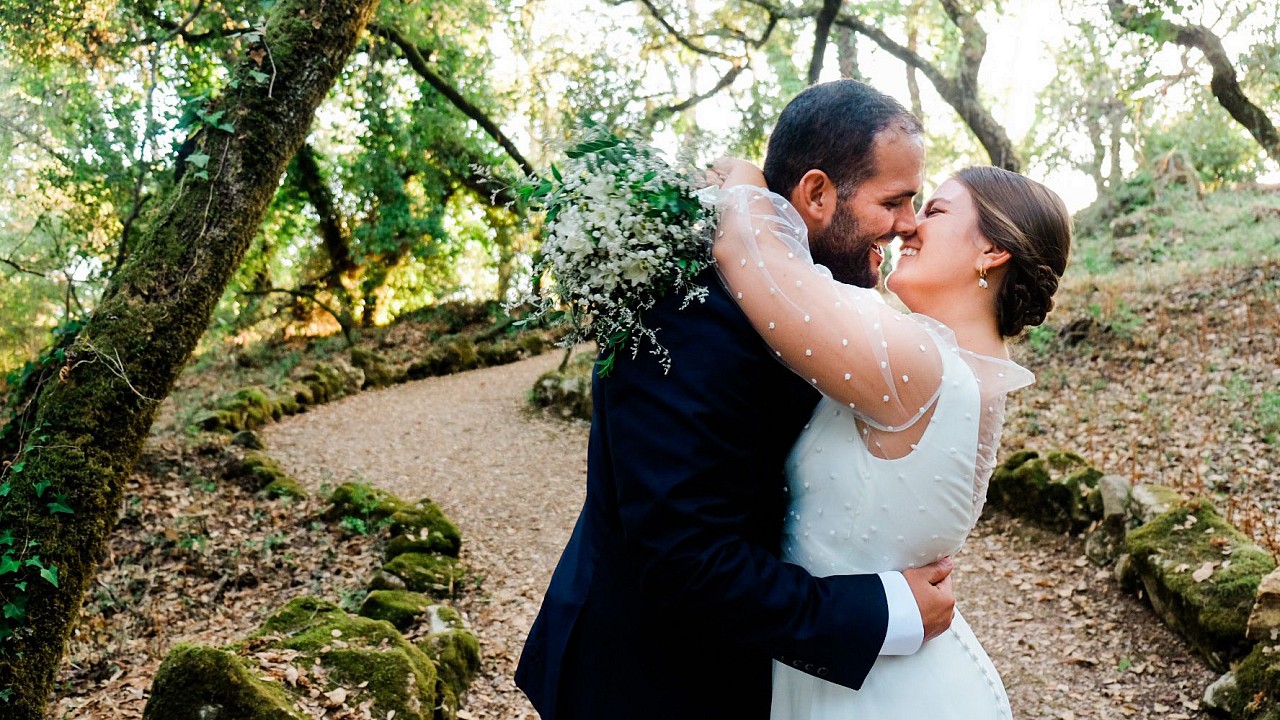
<box><xmin>511</xmin><ymin>124</ymin><xmax>717</xmax><ymax>375</ymax></box>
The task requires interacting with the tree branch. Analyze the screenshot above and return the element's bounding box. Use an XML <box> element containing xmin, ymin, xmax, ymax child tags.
<box><xmin>808</xmin><ymin>0</ymin><xmax>842</xmax><ymax>84</ymax></box>
<box><xmin>370</xmin><ymin>23</ymin><xmax>536</xmax><ymax>177</ymax></box>
<box><xmin>628</xmin><ymin>0</ymin><xmax>737</xmax><ymax>60</ymax></box>
<box><xmin>241</xmin><ymin>287</ymin><xmax>355</xmax><ymax>346</ymax></box>
<box><xmin>1108</xmin><ymin>0</ymin><xmax>1280</xmax><ymax>163</ymax></box>
<box><xmin>650</xmin><ymin>62</ymin><xmax>747</xmax><ymax>120</ymax></box>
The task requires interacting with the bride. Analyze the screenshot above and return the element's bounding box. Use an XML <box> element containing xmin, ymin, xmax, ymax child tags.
<box><xmin>711</xmin><ymin>160</ymin><xmax>1071</xmax><ymax>718</ymax></box>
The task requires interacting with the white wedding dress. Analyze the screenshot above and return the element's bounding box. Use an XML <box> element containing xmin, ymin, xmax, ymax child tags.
<box><xmin>712</xmin><ymin>186</ymin><xmax>1034</xmax><ymax>720</ymax></box>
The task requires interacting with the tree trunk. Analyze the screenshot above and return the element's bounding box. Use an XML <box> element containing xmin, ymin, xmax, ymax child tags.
<box><xmin>807</xmin><ymin>0</ymin><xmax>842</xmax><ymax>84</ymax></box>
<box><xmin>0</xmin><ymin>0</ymin><xmax>379</xmax><ymax>715</ymax></box>
<box><xmin>834</xmin><ymin>25</ymin><xmax>861</xmax><ymax>80</ymax></box>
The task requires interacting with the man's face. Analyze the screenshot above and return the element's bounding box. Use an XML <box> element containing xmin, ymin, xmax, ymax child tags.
<box><xmin>809</xmin><ymin>129</ymin><xmax>925</xmax><ymax>288</ymax></box>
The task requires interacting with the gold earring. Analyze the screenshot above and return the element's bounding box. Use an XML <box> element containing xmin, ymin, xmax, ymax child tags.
<box><xmin>978</xmin><ymin>266</ymin><xmax>989</xmax><ymax>289</ymax></box>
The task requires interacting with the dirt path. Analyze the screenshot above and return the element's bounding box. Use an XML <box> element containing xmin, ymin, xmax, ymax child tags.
<box><xmin>263</xmin><ymin>353</ymin><xmax>1216</xmax><ymax>720</ymax></box>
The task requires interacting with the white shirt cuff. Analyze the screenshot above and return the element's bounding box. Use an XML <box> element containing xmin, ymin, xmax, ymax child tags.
<box><xmin>877</xmin><ymin>571</ymin><xmax>924</xmax><ymax>655</ymax></box>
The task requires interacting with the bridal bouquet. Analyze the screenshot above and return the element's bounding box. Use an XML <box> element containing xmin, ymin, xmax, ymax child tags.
<box><xmin>514</xmin><ymin>123</ymin><xmax>717</xmax><ymax>376</ymax></box>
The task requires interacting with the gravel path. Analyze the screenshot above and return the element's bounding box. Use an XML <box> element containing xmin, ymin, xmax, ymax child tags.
<box><xmin>263</xmin><ymin>352</ymin><xmax>1216</xmax><ymax>719</ymax></box>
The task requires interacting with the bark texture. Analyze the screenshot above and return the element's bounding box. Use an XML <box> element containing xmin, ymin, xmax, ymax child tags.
<box><xmin>0</xmin><ymin>0</ymin><xmax>380</xmax><ymax>715</ymax></box>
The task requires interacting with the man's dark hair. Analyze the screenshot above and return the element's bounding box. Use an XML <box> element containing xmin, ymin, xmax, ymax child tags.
<box><xmin>764</xmin><ymin>80</ymin><xmax>923</xmax><ymax>200</ymax></box>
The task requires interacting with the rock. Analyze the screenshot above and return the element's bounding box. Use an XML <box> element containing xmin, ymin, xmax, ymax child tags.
<box><xmin>1202</xmin><ymin>641</ymin><xmax>1280</xmax><ymax>720</ymax></box>
<box><xmin>476</xmin><ymin>340</ymin><xmax>522</xmax><ymax>367</ymax></box>
<box><xmin>386</xmin><ymin>499</ymin><xmax>463</xmax><ymax>559</ymax></box>
<box><xmin>516</xmin><ymin>333</ymin><xmax>548</xmax><ymax>356</ymax></box>
<box><xmin>359</xmin><ymin>590</ymin><xmax>434</xmax><ymax>631</ymax></box>
<box><xmin>1097</xmin><ymin>474</ymin><xmax>1132</xmax><ymax>518</ymax></box>
<box><xmin>1085</xmin><ymin>475</ymin><xmax>1133</xmax><ymax>566</ymax></box>
<box><xmin>261</xmin><ymin>476</ymin><xmax>307</xmax><ymax>501</ymax></box>
<box><xmin>299</xmin><ymin>360</ymin><xmax>363</xmax><ymax>404</ymax></box>
<box><xmin>407</xmin><ymin>338</ymin><xmax>480</xmax><ymax>379</ymax></box>
<box><xmin>418</xmin><ymin>605</ymin><xmax>481</xmax><ymax>720</ymax></box>
<box><xmin>1114</xmin><ymin>553</ymin><xmax>1140</xmax><ymax>592</ymax></box>
<box><xmin>324</xmin><ymin>482</ymin><xmax>407</xmax><ymax>524</ymax></box>
<box><xmin>529</xmin><ymin>352</ymin><xmax>594</xmax><ymax>421</ymax></box>
<box><xmin>1123</xmin><ymin>500</ymin><xmax>1277</xmax><ymax>671</ymax></box>
<box><xmin>350</xmin><ymin>347</ymin><xmax>400</xmax><ymax>388</ymax></box>
<box><xmin>373</xmin><ymin>553</ymin><xmax>463</xmax><ymax>597</ymax></box>
<box><xmin>1248</xmin><ymin>568</ymin><xmax>1280</xmax><ymax>641</ymax></box>
<box><xmin>144</xmin><ymin>597</ymin><xmax>440</xmax><ymax>720</ymax></box>
<box><xmin>987</xmin><ymin>450</ymin><xmax>1104</xmax><ymax>533</ymax></box>
<box><xmin>1085</xmin><ymin>513</ymin><xmax>1127</xmax><ymax>567</ymax></box>
<box><xmin>223</xmin><ymin>451</ymin><xmax>290</xmax><ymax>492</ymax></box>
<box><xmin>231</xmin><ymin>430</ymin><xmax>265</xmax><ymax>450</ymax></box>
<box><xmin>143</xmin><ymin>643</ymin><xmax>298</xmax><ymax>720</ymax></box>
<box><xmin>1201</xmin><ymin>670</ymin><xmax>1237</xmax><ymax>716</ymax></box>
<box><xmin>1131</xmin><ymin>483</ymin><xmax>1185</xmax><ymax>523</ymax></box>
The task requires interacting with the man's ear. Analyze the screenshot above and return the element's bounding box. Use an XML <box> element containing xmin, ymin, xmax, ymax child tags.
<box><xmin>789</xmin><ymin>170</ymin><xmax>839</xmax><ymax>231</ymax></box>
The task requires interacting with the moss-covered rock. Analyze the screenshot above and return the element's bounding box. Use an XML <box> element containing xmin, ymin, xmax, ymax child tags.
<box><xmin>516</xmin><ymin>333</ymin><xmax>549</xmax><ymax>356</ymax></box>
<box><xmin>1131</xmin><ymin>483</ymin><xmax>1186</xmax><ymax>523</ymax></box>
<box><xmin>407</xmin><ymin>338</ymin><xmax>481</xmax><ymax>379</ymax></box>
<box><xmin>1202</xmin><ymin>642</ymin><xmax>1280</xmax><ymax>720</ymax></box>
<box><xmin>250</xmin><ymin>597</ymin><xmax>439</xmax><ymax>719</ymax></box>
<box><xmin>261</xmin><ymin>475</ymin><xmax>307</xmax><ymax>501</ymax></box>
<box><xmin>144</xmin><ymin>643</ymin><xmax>300</xmax><ymax>720</ymax></box>
<box><xmin>351</xmin><ymin>347</ymin><xmax>401</xmax><ymax>388</ymax></box>
<box><xmin>1125</xmin><ymin>500</ymin><xmax>1277</xmax><ymax>671</ymax></box>
<box><xmin>300</xmin><ymin>360</ymin><xmax>364</xmax><ymax>404</ymax></box>
<box><xmin>529</xmin><ymin>353</ymin><xmax>594</xmax><ymax>421</ymax></box>
<box><xmin>476</xmin><ymin>340</ymin><xmax>522</xmax><ymax>367</ymax></box>
<box><xmin>324</xmin><ymin>481</ymin><xmax>408</xmax><ymax>524</ymax></box>
<box><xmin>386</xmin><ymin>499</ymin><xmax>462</xmax><ymax>559</ymax></box>
<box><xmin>417</xmin><ymin>605</ymin><xmax>482</xmax><ymax>720</ymax></box>
<box><xmin>372</xmin><ymin>553</ymin><xmax>463</xmax><ymax>597</ymax></box>
<box><xmin>359</xmin><ymin>590</ymin><xmax>434</xmax><ymax>631</ymax></box>
<box><xmin>987</xmin><ymin>449</ymin><xmax>1104</xmax><ymax>533</ymax></box>
<box><xmin>224</xmin><ymin>451</ymin><xmax>292</xmax><ymax>492</ymax></box>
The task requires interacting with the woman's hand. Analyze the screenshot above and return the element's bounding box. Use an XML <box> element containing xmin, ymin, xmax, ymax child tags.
<box><xmin>708</xmin><ymin>158</ymin><xmax>766</xmax><ymax>190</ymax></box>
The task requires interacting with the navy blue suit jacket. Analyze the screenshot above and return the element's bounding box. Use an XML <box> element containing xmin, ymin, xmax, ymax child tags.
<box><xmin>516</xmin><ymin>271</ymin><xmax>889</xmax><ymax>719</ymax></box>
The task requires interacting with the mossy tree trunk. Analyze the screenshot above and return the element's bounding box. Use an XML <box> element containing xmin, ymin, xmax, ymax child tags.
<box><xmin>0</xmin><ymin>0</ymin><xmax>379</xmax><ymax>715</ymax></box>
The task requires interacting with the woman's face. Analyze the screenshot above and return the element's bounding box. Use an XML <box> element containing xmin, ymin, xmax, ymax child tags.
<box><xmin>885</xmin><ymin>179</ymin><xmax>987</xmax><ymax>310</ymax></box>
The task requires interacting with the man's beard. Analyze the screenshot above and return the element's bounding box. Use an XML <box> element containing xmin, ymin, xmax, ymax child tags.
<box><xmin>809</xmin><ymin>203</ymin><xmax>880</xmax><ymax>289</ymax></box>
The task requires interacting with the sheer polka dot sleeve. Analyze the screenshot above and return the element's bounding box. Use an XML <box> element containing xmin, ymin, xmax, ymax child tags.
<box><xmin>713</xmin><ymin>185</ymin><xmax>943</xmax><ymax>431</ymax></box>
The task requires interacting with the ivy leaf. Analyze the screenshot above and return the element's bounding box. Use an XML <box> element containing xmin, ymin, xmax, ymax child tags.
<box><xmin>2</xmin><ymin>600</ymin><xmax>25</xmax><ymax>620</ymax></box>
<box><xmin>10</xmin><ymin>461</ymin><xmax>24</xmax><ymax>473</ymax></box>
<box><xmin>201</xmin><ymin>110</ymin><xmax>225</xmax><ymax>124</ymax></box>
<box><xmin>0</xmin><ymin>530</ymin><xmax>11</xmax><ymax>546</ymax></box>
<box><xmin>38</xmin><ymin>565</ymin><xmax>57</xmax><ymax>588</ymax></box>
<box><xmin>194</xmin><ymin>170</ymin><xmax>210</xmax><ymax>181</ymax></box>
<box><xmin>249</xmin><ymin>70</ymin><xmax>270</xmax><ymax>84</ymax></box>
<box><xmin>32</xmin><ymin>479</ymin><xmax>50</xmax><ymax>497</ymax></box>
<box><xmin>0</xmin><ymin>482</ymin><xmax>9</xmax><ymax>498</ymax></box>
<box><xmin>0</xmin><ymin>556</ymin><xmax>19</xmax><ymax>575</ymax></box>
<box><xmin>14</xmin><ymin>582</ymin><xmax>25</xmax><ymax>591</ymax></box>
<box><xmin>188</xmin><ymin>151</ymin><xmax>211</xmax><ymax>169</ymax></box>
<box><xmin>48</xmin><ymin>494</ymin><xmax>73</xmax><ymax>515</ymax></box>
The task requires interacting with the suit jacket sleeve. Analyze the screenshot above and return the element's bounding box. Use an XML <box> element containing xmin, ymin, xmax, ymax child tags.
<box><xmin>599</xmin><ymin>284</ymin><xmax>890</xmax><ymax>691</ymax></box>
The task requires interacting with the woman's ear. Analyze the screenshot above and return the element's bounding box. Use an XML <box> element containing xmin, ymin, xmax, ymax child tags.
<box><xmin>789</xmin><ymin>170</ymin><xmax>839</xmax><ymax>230</ymax></box>
<box><xmin>981</xmin><ymin>243</ymin><xmax>1012</xmax><ymax>270</ymax></box>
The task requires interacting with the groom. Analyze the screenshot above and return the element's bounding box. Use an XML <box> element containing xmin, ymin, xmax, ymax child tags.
<box><xmin>516</xmin><ymin>80</ymin><xmax>955</xmax><ymax>719</ymax></box>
